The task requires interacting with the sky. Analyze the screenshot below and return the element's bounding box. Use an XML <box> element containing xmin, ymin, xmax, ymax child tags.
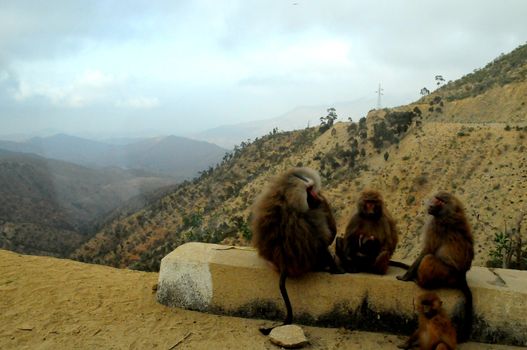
<box><xmin>1</xmin><ymin>0</ymin><xmax>526</xmax><ymax>139</ymax></box>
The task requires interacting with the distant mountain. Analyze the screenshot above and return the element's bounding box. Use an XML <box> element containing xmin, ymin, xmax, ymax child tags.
<box><xmin>0</xmin><ymin>133</ymin><xmax>31</xmax><ymax>142</ymax></box>
<box><xmin>0</xmin><ymin>134</ymin><xmax>227</xmax><ymax>179</ymax></box>
<box><xmin>191</xmin><ymin>97</ymin><xmax>391</xmax><ymax>148</ymax></box>
<box><xmin>99</xmin><ymin>137</ymin><xmax>153</xmax><ymax>145</ymax></box>
<box><xmin>117</xmin><ymin>135</ymin><xmax>228</xmax><ymax>178</ymax></box>
<box><xmin>28</xmin><ymin>134</ymin><xmax>114</xmax><ymax>166</ymax></box>
<box><xmin>0</xmin><ymin>149</ymin><xmax>176</xmax><ymax>257</ymax></box>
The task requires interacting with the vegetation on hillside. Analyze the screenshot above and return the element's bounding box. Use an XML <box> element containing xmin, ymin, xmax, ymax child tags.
<box><xmin>487</xmin><ymin>212</ymin><xmax>527</xmax><ymax>270</ymax></box>
<box><xmin>0</xmin><ymin>149</ymin><xmax>175</xmax><ymax>257</ymax></box>
<box><xmin>433</xmin><ymin>43</ymin><xmax>527</xmax><ymax>101</ymax></box>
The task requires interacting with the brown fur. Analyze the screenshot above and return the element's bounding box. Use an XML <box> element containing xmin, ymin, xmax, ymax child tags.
<box><xmin>336</xmin><ymin>190</ymin><xmax>399</xmax><ymax>274</ymax></box>
<box><xmin>251</xmin><ymin>167</ymin><xmax>337</xmax><ymax>331</ymax></box>
<box><xmin>399</xmin><ymin>292</ymin><xmax>457</xmax><ymax>350</ymax></box>
<box><xmin>252</xmin><ymin>167</ymin><xmax>336</xmax><ymax>277</ymax></box>
<box><xmin>398</xmin><ymin>192</ymin><xmax>474</xmax><ymax>341</ymax></box>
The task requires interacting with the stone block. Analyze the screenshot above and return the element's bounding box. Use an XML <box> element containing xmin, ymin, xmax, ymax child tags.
<box><xmin>157</xmin><ymin>243</ymin><xmax>527</xmax><ymax>346</ymax></box>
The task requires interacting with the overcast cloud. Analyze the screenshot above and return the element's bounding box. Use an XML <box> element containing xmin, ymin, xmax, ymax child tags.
<box><xmin>0</xmin><ymin>0</ymin><xmax>526</xmax><ymax>139</ymax></box>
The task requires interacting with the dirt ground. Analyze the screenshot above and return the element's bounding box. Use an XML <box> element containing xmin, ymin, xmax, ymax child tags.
<box><xmin>0</xmin><ymin>250</ymin><xmax>519</xmax><ymax>349</ymax></box>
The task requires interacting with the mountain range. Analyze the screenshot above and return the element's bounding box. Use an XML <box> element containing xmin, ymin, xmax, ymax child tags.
<box><xmin>0</xmin><ymin>134</ymin><xmax>227</xmax><ymax>179</ymax></box>
<box><xmin>0</xmin><ymin>149</ymin><xmax>179</xmax><ymax>257</ymax></box>
<box><xmin>0</xmin><ymin>134</ymin><xmax>228</xmax><ymax>257</ymax></box>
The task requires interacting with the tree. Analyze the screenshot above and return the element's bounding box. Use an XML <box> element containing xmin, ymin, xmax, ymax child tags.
<box><xmin>420</xmin><ymin>87</ymin><xmax>430</xmax><ymax>96</ymax></box>
<box><xmin>347</xmin><ymin>122</ymin><xmax>358</xmax><ymax>134</ymax></box>
<box><xmin>372</xmin><ymin>121</ymin><xmax>396</xmax><ymax>150</ymax></box>
<box><xmin>358</xmin><ymin>117</ymin><xmax>367</xmax><ymax>129</ymax></box>
<box><xmin>435</xmin><ymin>75</ymin><xmax>445</xmax><ymax>86</ymax></box>
<box><xmin>319</xmin><ymin>107</ymin><xmax>338</xmax><ymax>133</ymax></box>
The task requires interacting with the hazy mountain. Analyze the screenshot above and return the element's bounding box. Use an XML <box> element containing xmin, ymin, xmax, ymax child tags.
<box><xmin>72</xmin><ymin>44</ymin><xmax>527</xmax><ymax>272</ymax></box>
<box><xmin>191</xmin><ymin>97</ymin><xmax>402</xmax><ymax>148</ymax></box>
<box><xmin>0</xmin><ymin>149</ymin><xmax>176</xmax><ymax>257</ymax></box>
<box><xmin>0</xmin><ymin>134</ymin><xmax>227</xmax><ymax>179</ymax></box>
<box><xmin>99</xmin><ymin>137</ymin><xmax>153</xmax><ymax>145</ymax></box>
<box><xmin>118</xmin><ymin>135</ymin><xmax>228</xmax><ymax>178</ymax></box>
<box><xmin>29</xmin><ymin>134</ymin><xmax>114</xmax><ymax>166</ymax></box>
<box><xmin>0</xmin><ymin>133</ymin><xmax>31</xmax><ymax>142</ymax></box>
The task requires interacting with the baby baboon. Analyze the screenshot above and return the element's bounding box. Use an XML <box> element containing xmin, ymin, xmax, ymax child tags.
<box><xmin>399</xmin><ymin>292</ymin><xmax>457</xmax><ymax>350</ymax></box>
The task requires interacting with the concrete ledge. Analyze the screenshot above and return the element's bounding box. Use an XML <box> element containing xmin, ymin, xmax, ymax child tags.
<box><xmin>157</xmin><ymin>242</ymin><xmax>527</xmax><ymax>346</ymax></box>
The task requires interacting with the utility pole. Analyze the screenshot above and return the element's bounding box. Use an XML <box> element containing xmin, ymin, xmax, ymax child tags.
<box><xmin>375</xmin><ymin>83</ymin><xmax>384</xmax><ymax>109</ymax></box>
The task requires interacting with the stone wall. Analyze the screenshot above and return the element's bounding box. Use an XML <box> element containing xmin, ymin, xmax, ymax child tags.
<box><xmin>157</xmin><ymin>242</ymin><xmax>527</xmax><ymax>346</ymax></box>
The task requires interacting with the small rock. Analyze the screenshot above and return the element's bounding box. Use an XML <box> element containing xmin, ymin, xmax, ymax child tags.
<box><xmin>269</xmin><ymin>324</ymin><xmax>309</xmax><ymax>349</ymax></box>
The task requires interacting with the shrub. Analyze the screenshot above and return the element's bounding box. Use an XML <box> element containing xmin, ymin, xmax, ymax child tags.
<box><xmin>414</xmin><ymin>174</ymin><xmax>428</xmax><ymax>186</ymax></box>
<box><xmin>488</xmin><ymin>230</ymin><xmax>527</xmax><ymax>269</ymax></box>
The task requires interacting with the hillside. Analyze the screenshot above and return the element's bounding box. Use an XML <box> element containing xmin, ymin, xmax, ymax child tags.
<box><xmin>437</xmin><ymin>43</ymin><xmax>527</xmax><ymax>103</ymax></box>
<box><xmin>0</xmin><ymin>150</ymin><xmax>176</xmax><ymax>257</ymax></box>
<box><xmin>0</xmin><ymin>134</ymin><xmax>227</xmax><ymax>179</ymax></box>
<box><xmin>412</xmin><ymin>43</ymin><xmax>527</xmax><ymax>124</ymax></box>
<box><xmin>72</xmin><ymin>44</ymin><xmax>527</xmax><ymax>272</ymax></box>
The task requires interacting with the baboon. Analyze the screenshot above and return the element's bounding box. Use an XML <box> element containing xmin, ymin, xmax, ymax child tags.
<box><xmin>337</xmin><ymin>234</ymin><xmax>382</xmax><ymax>272</ymax></box>
<box><xmin>336</xmin><ymin>190</ymin><xmax>407</xmax><ymax>274</ymax></box>
<box><xmin>398</xmin><ymin>292</ymin><xmax>457</xmax><ymax>350</ymax></box>
<box><xmin>397</xmin><ymin>192</ymin><xmax>474</xmax><ymax>341</ymax></box>
<box><xmin>251</xmin><ymin>167</ymin><xmax>338</xmax><ymax>334</ymax></box>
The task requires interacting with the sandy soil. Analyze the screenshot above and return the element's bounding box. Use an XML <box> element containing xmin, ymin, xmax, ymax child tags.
<box><xmin>0</xmin><ymin>250</ymin><xmax>519</xmax><ymax>349</ymax></box>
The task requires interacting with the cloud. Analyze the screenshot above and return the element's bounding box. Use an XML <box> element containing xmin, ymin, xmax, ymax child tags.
<box><xmin>0</xmin><ymin>68</ymin><xmax>18</xmax><ymax>88</ymax></box>
<box><xmin>12</xmin><ymin>69</ymin><xmax>119</xmax><ymax>108</ymax></box>
<box><xmin>1</xmin><ymin>0</ymin><xmax>527</xmax><ymax>137</ymax></box>
<box><xmin>237</xmin><ymin>36</ymin><xmax>355</xmax><ymax>89</ymax></box>
<box><xmin>115</xmin><ymin>97</ymin><xmax>160</xmax><ymax>109</ymax></box>
<box><xmin>0</xmin><ymin>71</ymin><xmax>8</xmax><ymax>83</ymax></box>
<box><xmin>78</xmin><ymin>70</ymin><xmax>116</xmax><ymax>88</ymax></box>
<box><xmin>0</xmin><ymin>1</ymin><xmax>184</xmax><ymax>64</ymax></box>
